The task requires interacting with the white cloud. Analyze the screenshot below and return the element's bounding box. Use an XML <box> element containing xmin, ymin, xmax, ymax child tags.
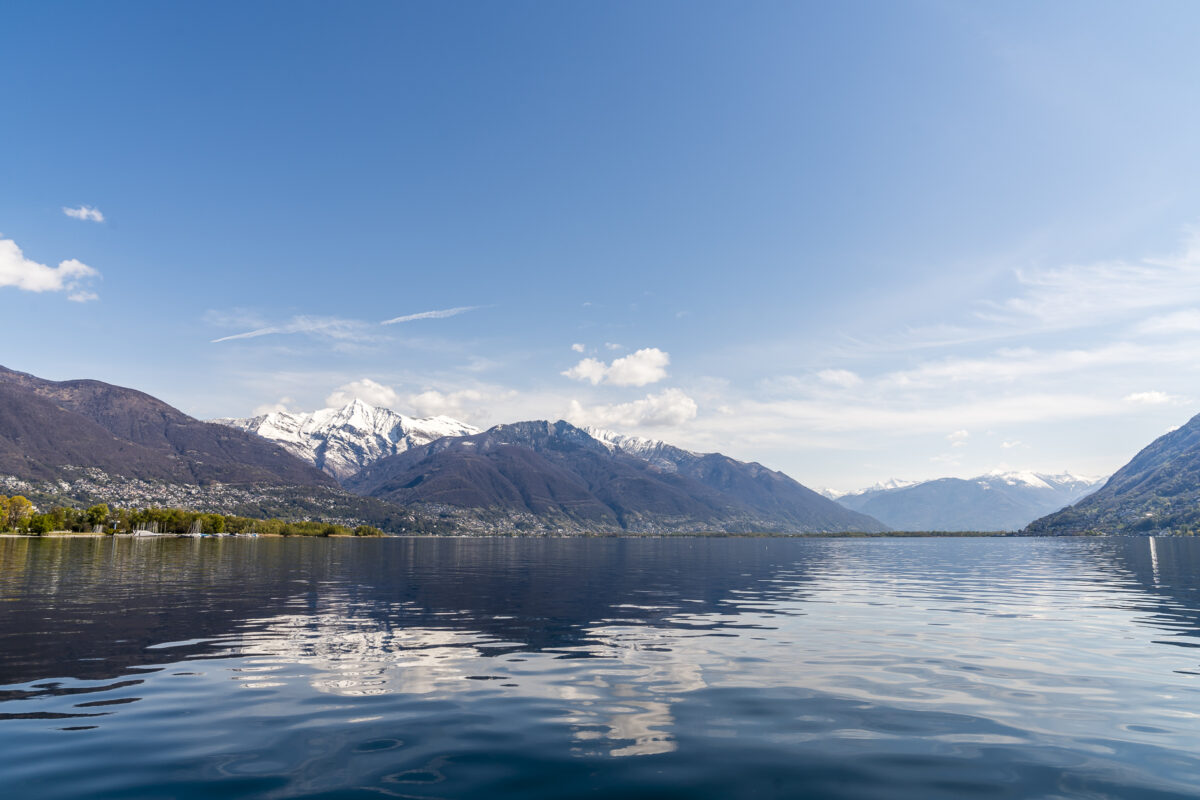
<box><xmin>211</xmin><ymin>315</ymin><xmax>374</xmax><ymax>343</ymax></box>
<box><xmin>326</xmin><ymin>379</ymin><xmax>400</xmax><ymax>409</ymax></box>
<box><xmin>605</xmin><ymin>342</ymin><xmax>623</xmax><ymax>351</ymax></box>
<box><xmin>381</xmin><ymin>305</ymin><xmax>479</xmax><ymax>325</ymax></box>
<box><xmin>408</xmin><ymin>388</ymin><xmax>489</xmax><ymax>418</ymax></box>
<box><xmin>1124</xmin><ymin>391</ymin><xmax>1177</xmax><ymax>405</ymax></box>
<box><xmin>562</xmin><ymin>347</ymin><xmax>670</xmax><ymax>387</ymax></box>
<box><xmin>567</xmin><ymin>388</ymin><xmax>698</xmax><ymax>429</ymax></box>
<box><xmin>563</xmin><ymin>358</ymin><xmax>609</xmax><ymax>385</ymax></box>
<box><xmin>817</xmin><ymin>368</ymin><xmax>862</xmax><ymax>389</ymax></box>
<box><xmin>947</xmin><ymin>429</ymin><xmax>970</xmax><ymax>447</ymax></box>
<box><xmin>253</xmin><ymin>397</ymin><xmax>293</xmax><ymax>415</ymax></box>
<box><xmin>68</xmin><ymin>290</ymin><xmax>99</xmax><ymax>303</ymax></box>
<box><xmin>0</xmin><ymin>237</ymin><xmax>99</xmax><ymax>299</ymax></box>
<box><xmin>1001</xmin><ymin>440</ymin><xmax>1022</xmax><ymax>449</ymax></box>
<box><xmin>63</xmin><ymin>205</ymin><xmax>104</xmax><ymax>222</ymax></box>
<box><xmin>571</xmin><ymin>343</ymin><xmax>586</xmax><ymax>353</ymax></box>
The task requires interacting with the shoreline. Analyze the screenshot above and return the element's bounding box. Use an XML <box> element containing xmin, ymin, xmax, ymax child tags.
<box><xmin>1</xmin><ymin>531</ymin><xmax>1185</xmax><ymax>539</ymax></box>
<box><xmin>1</xmin><ymin>530</ymin><xmax>1036</xmax><ymax>539</ymax></box>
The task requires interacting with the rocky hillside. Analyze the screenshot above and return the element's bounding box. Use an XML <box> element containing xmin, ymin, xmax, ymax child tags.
<box><xmin>0</xmin><ymin>366</ymin><xmax>335</xmax><ymax>487</ymax></box>
<box><xmin>1027</xmin><ymin>414</ymin><xmax>1200</xmax><ymax>535</ymax></box>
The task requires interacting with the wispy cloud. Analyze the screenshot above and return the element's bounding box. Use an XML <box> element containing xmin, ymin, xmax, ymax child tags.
<box><xmin>1134</xmin><ymin>309</ymin><xmax>1200</xmax><ymax>336</ymax></box>
<box><xmin>817</xmin><ymin>368</ymin><xmax>862</xmax><ymax>389</ymax></box>
<box><xmin>211</xmin><ymin>315</ymin><xmax>375</xmax><ymax>343</ymax></box>
<box><xmin>838</xmin><ymin>229</ymin><xmax>1200</xmax><ymax>358</ymax></box>
<box><xmin>62</xmin><ymin>205</ymin><xmax>105</xmax><ymax>223</ymax></box>
<box><xmin>1124</xmin><ymin>391</ymin><xmax>1179</xmax><ymax>405</ymax></box>
<box><xmin>0</xmin><ymin>236</ymin><xmax>100</xmax><ymax>300</ymax></box>
<box><xmin>979</xmin><ymin>235</ymin><xmax>1200</xmax><ymax>331</ymax></box>
<box><xmin>381</xmin><ymin>305</ymin><xmax>480</xmax><ymax>325</ymax></box>
<box><xmin>698</xmin><ymin>392</ymin><xmax>1125</xmax><ymax>437</ymax></box>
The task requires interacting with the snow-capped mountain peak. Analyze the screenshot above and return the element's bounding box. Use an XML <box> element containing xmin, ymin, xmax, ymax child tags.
<box><xmin>213</xmin><ymin>400</ymin><xmax>479</xmax><ymax>481</ymax></box>
<box><xmin>582</xmin><ymin>427</ymin><xmax>698</xmax><ymax>473</ymax></box>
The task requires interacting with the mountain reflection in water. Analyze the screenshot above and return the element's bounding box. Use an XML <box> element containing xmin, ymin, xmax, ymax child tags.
<box><xmin>2</xmin><ymin>536</ymin><xmax>1200</xmax><ymax>799</ymax></box>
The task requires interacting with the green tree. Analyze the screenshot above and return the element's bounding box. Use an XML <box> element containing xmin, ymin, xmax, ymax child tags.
<box><xmin>86</xmin><ymin>504</ymin><xmax>110</xmax><ymax>529</ymax></box>
<box><xmin>28</xmin><ymin>514</ymin><xmax>54</xmax><ymax>535</ymax></box>
<box><xmin>5</xmin><ymin>496</ymin><xmax>33</xmax><ymax>531</ymax></box>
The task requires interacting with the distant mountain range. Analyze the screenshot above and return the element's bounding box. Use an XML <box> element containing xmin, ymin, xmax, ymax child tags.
<box><xmin>344</xmin><ymin>421</ymin><xmax>885</xmax><ymax>534</ymax></box>
<box><xmin>0</xmin><ymin>366</ymin><xmax>886</xmax><ymax>534</ymax></box>
<box><xmin>214</xmin><ymin>400</ymin><xmax>479</xmax><ymax>481</ymax></box>
<box><xmin>28</xmin><ymin>361</ymin><xmax>1195</xmax><ymax>537</ymax></box>
<box><xmin>832</xmin><ymin>471</ymin><xmax>1104</xmax><ymax>531</ymax></box>
<box><xmin>1027</xmin><ymin>415</ymin><xmax>1200</xmax><ymax>535</ymax></box>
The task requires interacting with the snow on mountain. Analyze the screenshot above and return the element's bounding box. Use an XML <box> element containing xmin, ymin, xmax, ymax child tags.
<box><xmin>839</xmin><ymin>478</ymin><xmax>920</xmax><ymax>497</ymax></box>
<box><xmin>981</xmin><ymin>470</ymin><xmax>1104</xmax><ymax>492</ymax></box>
<box><xmin>213</xmin><ymin>398</ymin><xmax>479</xmax><ymax>481</ymax></box>
<box><xmin>586</xmin><ymin>427</ymin><xmax>673</xmax><ymax>455</ymax></box>
<box><xmin>583</xmin><ymin>427</ymin><xmax>690</xmax><ymax>472</ymax></box>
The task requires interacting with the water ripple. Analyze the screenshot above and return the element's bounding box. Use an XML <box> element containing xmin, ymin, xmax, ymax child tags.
<box><xmin>2</xmin><ymin>536</ymin><xmax>1200</xmax><ymax>798</ymax></box>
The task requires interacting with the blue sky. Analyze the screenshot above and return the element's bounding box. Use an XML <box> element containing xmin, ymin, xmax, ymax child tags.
<box><xmin>4</xmin><ymin>1</ymin><xmax>1200</xmax><ymax>489</ymax></box>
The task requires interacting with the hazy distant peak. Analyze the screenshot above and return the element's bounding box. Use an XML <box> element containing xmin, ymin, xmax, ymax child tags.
<box><xmin>981</xmin><ymin>470</ymin><xmax>1106</xmax><ymax>491</ymax></box>
<box><xmin>836</xmin><ymin>469</ymin><xmax>1108</xmax><ymax>532</ymax></box>
<box><xmin>840</xmin><ymin>478</ymin><xmax>920</xmax><ymax>497</ymax></box>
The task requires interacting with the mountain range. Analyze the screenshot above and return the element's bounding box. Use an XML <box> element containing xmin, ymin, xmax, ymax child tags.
<box><xmin>1027</xmin><ymin>415</ymin><xmax>1200</xmax><ymax>535</ymax></box>
<box><xmin>344</xmin><ymin>420</ymin><xmax>885</xmax><ymax>534</ymax></box>
<box><xmin>15</xmin><ymin>361</ymin><xmax>1194</xmax><ymax>537</ymax></box>
<box><xmin>0</xmin><ymin>365</ymin><xmax>886</xmax><ymax>534</ymax></box>
<box><xmin>833</xmin><ymin>471</ymin><xmax>1104</xmax><ymax>532</ymax></box>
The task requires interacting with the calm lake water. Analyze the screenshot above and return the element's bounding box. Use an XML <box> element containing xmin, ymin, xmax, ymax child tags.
<box><xmin>2</xmin><ymin>536</ymin><xmax>1200</xmax><ymax>799</ymax></box>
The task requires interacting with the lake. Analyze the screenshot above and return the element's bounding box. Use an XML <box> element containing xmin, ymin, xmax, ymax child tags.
<box><xmin>2</xmin><ymin>536</ymin><xmax>1199</xmax><ymax>799</ymax></box>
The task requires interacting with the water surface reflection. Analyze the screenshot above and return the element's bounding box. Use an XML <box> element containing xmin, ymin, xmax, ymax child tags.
<box><xmin>2</xmin><ymin>536</ymin><xmax>1200</xmax><ymax>798</ymax></box>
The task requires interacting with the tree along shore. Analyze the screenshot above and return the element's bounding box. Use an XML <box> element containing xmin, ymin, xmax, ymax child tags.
<box><xmin>0</xmin><ymin>496</ymin><xmax>383</xmax><ymax>537</ymax></box>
